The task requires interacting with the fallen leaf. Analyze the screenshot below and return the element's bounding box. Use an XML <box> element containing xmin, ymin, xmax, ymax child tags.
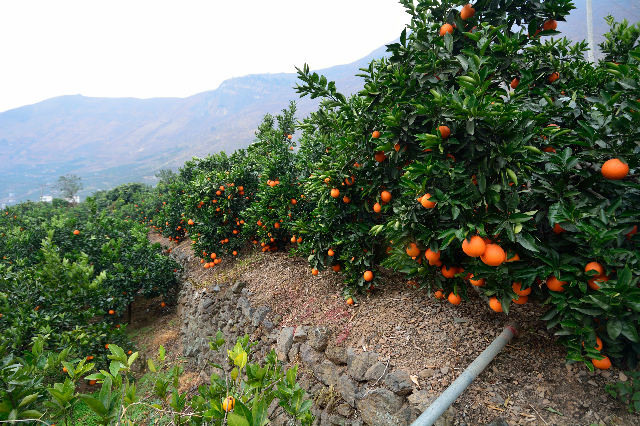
<box><xmin>545</xmin><ymin>407</ymin><xmax>563</xmax><ymax>416</ymax></box>
<box><xmin>410</xmin><ymin>375</ymin><xmax>420</xmax><ymax>388</ymax></box>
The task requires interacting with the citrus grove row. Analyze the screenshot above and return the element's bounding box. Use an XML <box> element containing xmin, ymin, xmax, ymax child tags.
<box><xmin>148</xmin><ymin>0</ymin><xmax>640</xmax><ymax>372</ymax></box>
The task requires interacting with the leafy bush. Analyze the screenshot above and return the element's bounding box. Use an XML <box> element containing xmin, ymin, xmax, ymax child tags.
<box><xmin>606</xmin><ymin>371</ymin><xmax>640</xmax><ymax>413</ymax></box>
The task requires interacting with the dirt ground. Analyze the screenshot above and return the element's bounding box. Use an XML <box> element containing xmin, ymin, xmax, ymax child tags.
<box><xmin>140</xmin><ymin>232</ymin><xmax>638</xmax><ymax>426</ymax></box>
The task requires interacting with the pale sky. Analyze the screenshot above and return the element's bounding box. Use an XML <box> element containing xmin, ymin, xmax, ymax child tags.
<box><xmin>0</xmin><ymin>1</ymin><xmax>411</xmax><ymax>113</ymax></box>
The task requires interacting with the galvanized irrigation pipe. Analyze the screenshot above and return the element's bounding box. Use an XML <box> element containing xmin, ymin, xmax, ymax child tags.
<box><xmin>410</xmin><ymin>323</ymin><xmax>522</xmax><ymax>426</ymax></box>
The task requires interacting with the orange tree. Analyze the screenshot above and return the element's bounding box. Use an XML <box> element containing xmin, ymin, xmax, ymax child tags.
<box><xmin>354</xmin><ymin>0</ymin><xmax>640</xmax><ymax>369</ymax></box>
<box><xmin>242</xmin><ymin>102</ymin><xmax>309</xmax><ymax>252</ymax></box>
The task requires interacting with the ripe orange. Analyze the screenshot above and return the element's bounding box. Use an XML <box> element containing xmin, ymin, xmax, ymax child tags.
<box><xmin>343</xmin><ymin>196</ymin><xmax>351</xmax><ymax>204</ymax></box>
<box><xmin>542</xmin><ymin>19</ymin><xmax>557</xmax><ymax>30</ymax></box>
<box><xmin>105</xmin><ymin>344</ymin><xmax>110</xmax><ymax>349</ymax></box>
<box><xmin>548</xmin><ymin>72</ymin><xmax>559</xmax><ymax>83</ymax></box>
<box><xmin>588</xmin><ymin>274</ymin><xmax>609</xmax><ymax>290</ymax></box>
<box><xmin>469</xmin><ymin>275</ymin><xmax>485</xmax><ymax>286</ymax></box>
<box><xmin>288</xmin><ymin>134</ymin><xmax>292</xmax><ymax>139</ymax></box>
<box><xmin>421</xmin><ymin>193</ymin><xmax>436</xmax><ymax>209</ymax></box>
<box><xmin>363</xmin><ymin>270</ymin><xmax>374</xmax><ymax>281</ymax></box>
<box><xmin>372</xmin><ymin>131</ymin><xmax>381</xmax><ymax>138</ymax></box>
<box><xmin>440</xmin><ymin>23</ymin><xmax>454</xmax><ymax>36</ymax></box>
<box><xmin>381</xmin><ymin>191</ymin><xmax>392</xmax><ymax>203</ymax></box>
<box><xmin>108</xmin><ymin>310</ymin><xmax>115</xmax><ymax>315</ymax></box>
<box><xmin>345</xmin><ymin>176</ymin><xmax>355</xmax><ymax>186</ymax></box>
<box><xmin>512</xmin><ymin>295</ymin><xmax>528</xmax><ymax>305</ymax></box>
<box><xmin>553</xmin><ymin>223</ymin><xmax>566</xmax><ymax>234</ymax></box>
<box><xmin>434</xmin><ymin>290</ymin><xmax>445</xmax><ymax>299</ymax></box>
<box><xmin>331</xmin><ymin>188</ymin><xmax>340</xmax><ymax>198</ymax></box>
<box><xmin>441</xmin><ymin>265</ymin><xmax>458</xmax><ymax>278</ymax></box>
<box><xmin>312</xmin><ymin>268</ymin><xmax>318</xmax><ymax>276</ymax></box>
<box><xmin>506</xmin><ymin>253</ymin><xmax>520</xmax><ymax>262</ymax></box>
<box><xmin>489</xmin><ymin>297</ymin><xmax>503</xmax><ymax>312</ymax></box>
<box><xmin>511</xmin><ymin>78</ymin><xmax>520</xmax><ymax>89</ymax></box>
<box><xmin>373</xmin><ymin>203</ymin><xmax>382</xmax><ymax>213</ymax></box>
<box><xmin>406</xmin><ymin>243</ymin><xmax>420</xmax><ymax>257</ymax></box>
<box><xmin>585</xmin><ymin>262</ymin><xmax>605</xmax><ymax>275</ymax></box>
<box><xmin>63</xmin><ymin>366</ymin><xmax>67</xmax><ymax>372</ymax></box>
<box><xmin>188</xmin><ymin>219</ymin><xmax>194</xmax><ymax>225</ymax></box>
<box><xmin>592</xmin><ymin>356</ymin><xmax>611</xmax><ymax>370</ymax></box>
<box><xmin>89</xmin><ymin>380</ymin><xmax>97</xmax><ymax>385</ymax></box>
<box><xmin>328</xmin><ymin>249</ymin><xmax>335</xmax><ymax>256</ymax></box>
<box><xmin>73</xmin><ymin>230</ymin><xmax>80</xmax><ymax>235</ymax></box>
<box><xmin>161</xmin><ymin>302</ymin><xmax>166</xmax><ymax>307</ymax></box>
<box><xmin>462</xmin><ymin>236</ymin><xmax>486</xmax><ymax>257</ymax></box>
<box><xmin>543</xmin><ymin>146</ymin><xmax>557</xmax><ymax>154</ymax></box>
<box><xmin>222</xmin><ymin>396</ymin><xmax>235</xmax><ymax>412</ymax></box>
<box><xmin>232</xmin><ymin>251</ymin><xmax>238</xmax><ymax>256</ymax></box>
<box><xmin>460</xmin><ymin>3</ymin><xmax>475</xmax><ymax>20</ymax></box>
<box><xmin>448</xmin><ymin>292</ymin><xmax>462</xmax><ymax>305</ymax></box>
<box><xmin>480</xmin><ymin>244</ymin><xmax>505</xmax><ymax>266</ymax></box>
<box><xmin>438</xmin><ymin>125</ymin><xmax>451</xmax><ymax>139</ymax></box>
<box><xmin>297</xmin><ymin>237</ymin><xmax>302</xmax><ymax>243</ymax></box>
<box><xmin>346</xmin><ymin>297</ymin><xmax>354</xmax><ymax>305</ymax></box>
<box><xmin>291</xmin><ymin>199</ymin><xmax>297</xmax><ymax>205</ymax></box>
<box><xmin>626</xmin><ymin>225</ymin><xmax>637</xmax><ymax>239</ymax></box>
<box><xmin>601</xmin><ymin>158</ymin><xmax>629</xmax><ymax>180</ymax></box>
<box><xmin>375</xmin><ymin>151</ymin><xmax>386</xmax><ymax>162</ymax></box>
<box><xmin>546</xmin><ymin>276</ymin><xmax>567</xmax><ymax>292</ymax></box>
<box><xmin>274</xmin><ymin>222</ymin><xmax>280</xmax><ymax>229</ymax></box>
<box><xmin>512</xmin><ymin>282</ymin><xmax>531</xmax><ymax>296</ymax></box>
<box><xmin>211</xmin><ymin>253</ymin><xmax>217</xmax><ymax>259</ymax></box>
<box><xmin>425</xmin><ymin>248</ymin><xmax>440</xmax><ymax>262</ymax></box>
<box><xmin>332</xmin><ymin>264</ymin><xmax>341</xmax><ymax>272</ymax></box>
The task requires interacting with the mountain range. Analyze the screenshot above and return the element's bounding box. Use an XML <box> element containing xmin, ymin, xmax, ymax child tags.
<box><xmin>1</xmin><ymin>0</ymin><xmax>637</xmax><ymax>204</ymax></box>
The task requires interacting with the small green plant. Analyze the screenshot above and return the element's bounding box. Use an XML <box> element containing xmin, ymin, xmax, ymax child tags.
<box><xmin>605</xmin><ymin>371</ymin><xmax>640</xmax><ymax>413</ymax></box>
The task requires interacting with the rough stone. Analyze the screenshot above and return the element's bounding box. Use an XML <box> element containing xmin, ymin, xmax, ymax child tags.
<box><xmin>231</xmin><ymin>281</ymin><xmax>246</xmax><ymax>294</ymax></box>
<box><xmin>276</xmin><ymin>327</ymin><xmax>295</xmax><ymax>361</ymax></box>
<box><xmin>262</xmin><ymin>319</ymin><xmax>275</xmax><ymax>331</ymax></box>
<box><xmin>337</xmin><ymin>374</ymin><xmax>359</xmax><ymax>407</ymax></box>
<box><xmin>251</xmin><ymin>306</ymin><xmax>271</xmax><ymax>326</ymax></box>
<box><xmin>325</xmin><ymin>346</ymin><xmax>348</xmax><ymax>365</ymax></box>
<box><xmin>300</xmin><ymin>343</ymin><xmax>323</xmax><ymax>365</ymax></box>
<box><xmin>320</xmin><ymin>410</ymin><xmax>362</xmax><ymax>426</ymax></box>
<box><xmin>385</xmin><ymin>370</ymin><xmax>414</xmax><ymax>396</ymax></box>
<box><xmin>347</xmin><ymin>349</ymin><xmax>378</xmax><ymax>381</ymax></box>
<box><xmin>314</xmin><ymin>360</ymin><xmax>343</xmax><ymax>387</ymax></box>
<box><xmin>418</xmin><ymin>368</ymin><xmax>434</xmax><ymax>379</ymax></box>
<box><xmin>355</xmin><ymin>388</ymin><xmax>416</xmax><ymax>426</ymax></box>
<box><xmin>336</xmin><ymin>404</ymin><xmax>352</xmax><ymax>417</ymax></box>
<box><xmin>237</xmin><ymin>297</ymin><xmax>253</xmax><ymax>318</ymax></box>
<box><xmin>485</xmin><ymin>418</ymin><xmax>509</xmax><ymax>426</ymax></box>
<box><xmin>294</xmin><ymin>325</ymin><xmax>308</xmax><ymax>342</ymax></box>
<box><xmin>440</xmin><ymin>366</ymin><xmax>449</xmax><ymax>375</ymax></box>
<box><xmin>364</xmin><ymin>361</ymin><xmax>387</xmax><ymax>382</ymax></box>
<box><xmin>308</xmin><ymin>326</ymin><xmax>330</xmax><ymax>351</ymax></box>
<box><xmin>289</xmin><ymin>342</ymin><xmax>301</xmax><ymax>362</ymax></box>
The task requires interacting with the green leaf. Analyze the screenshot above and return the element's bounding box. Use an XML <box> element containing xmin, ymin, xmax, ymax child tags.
<box><xmin>621</xmin><ymin>321</ymin><xmax>640</xmax><ymax>343</ymax></box>
<box><xmin>148</xmin><ymin>358</ymin><xmax>156</xmax><ymax>373</ymax></box>
<box><xmin>516</xmin><ymin>232</ymin><xmax>539</xmax><ymax>252</ymax></box>
<box><xmin>227</xmin><ymin>413</ymin><xmax>250</xmax><ymax>426</ymax></box>
<box><xmin>18</xmin><ymin>410</ymin><xmax>43</xmax><ymax>419</ymax></box>
<box><xmin>79</xmin><ymin>395</ymin><xmax>108</xmax><ymax>416</ymax></box>
<box><xmin>607</xmin><ymin>318</ymin><xmax>623</xmax><ymax>340</ymax></box>
<box><xmin>18</xmin><ymin>394</ymin><xmax>39</xmax><ymax>408</ymax></box>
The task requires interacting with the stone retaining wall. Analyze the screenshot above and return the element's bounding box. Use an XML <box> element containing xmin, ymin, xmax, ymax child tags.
<box><xmin>177</xmin><ymin>280</ymin><xmax>456</xmax><ymax>426</ymax></box>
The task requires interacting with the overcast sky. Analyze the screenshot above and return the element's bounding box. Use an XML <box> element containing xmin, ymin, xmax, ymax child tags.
<box><xmin>0</xmin><ymin>1</ymin><xmax>411</xmax><ymax>113</ymax></box>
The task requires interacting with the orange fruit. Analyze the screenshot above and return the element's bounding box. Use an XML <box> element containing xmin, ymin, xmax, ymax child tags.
<box><xmin>222</xmin><ymin>396</ymin><xmax>235</xmax><ymax>412</ymax></box>
<box><xmin>343</xmin><ymin>196</ymin><xmax>351</xmax><ymax>204</ymax></box>
<box><xmin>421</xmin><ymin>193</ymin><xmax>436</xmax><ymax>209</ymax></box>
<box><xmin>425</xmin><ymin>248</ymin><xmax>440</xmax><ymax>262</ymax></box>
<box><xmin>588</xmin><ymin>274</ymin><xmax>609</xmax><ymax>290</ymax></box>
<box><xmin>434</xmin><ymin>290</ymin><xmax>445</xmax><ymax>299</ymax></box>
<box><xmin>460</xmin><ymin>3</ymin><xmax>475</xmax><ymax>20</ymax></box>
<box><xmin>480</xmin><ymin>244</ymin><xmax>506</xmax><ymax>266</ymax></box>
<box><xmin>105</xmin><ymin>344</ymin><xmax>109</xmax><ymax>349</ymax></box>
<box><xmin>345</xmin><ymin>176</ymin><xmax>355</xmax><ymax>186</ymax></box>
<box><xmin>542</xmin><ymin>19</ymin><xmax>557</xmax><ymax>30</ymax></box>
<box><xmin>591</xmin><ymin>356</ymin><xmax>611</xmax><ymax>370</ymax></box>
<box><xmin>346</xmin><ymin>297</ymin><xmax>354</xmax><ymax>305</ymax></box>
<box><xmin>543</xmin><ymin>146</ymin><xmax>557</xmax><ymax>153</ymax></box>
<box><xmin>73</xmin><ymin>230</ymin><xmax>80</xmax><ymax>235</ymax></box>
<box><xmin>211</xmin><ymin>253</ymin><xmax>217</xmax><ymax>259</ymax></box>
<box><xmin>331</xmin><ymin>188</ymin><xmax>340</xmax><ymax>198</ymax></box>
<box><xmin>311</xmin><ymin>268</ymin><xmax>318</xmax><ymax>276</ymax></box>
<box><xmin>161</xmin><ymin>302</ymin><xmax>166</xmax><ymax>307</ymax></box>
<box><xmin>506</xmin><ymin>253</ymin><xmax>520</xmax><ymax>262</ymax></box>
<box><xmin>512</xmin><ymin>295</ymin><xmax>528</xmax><ymax>305</ymax></box>
<box><xmin>548</xmin><ymin>72</ymin><xmax>559</xmax><ymax>83</ymax></box>
<box><xmin>188</xmin><ymin>219</ymin><xmax>194</xmax><ymax>225</ymax></box>
<box><xmin>512</xmin><ymin>282</ymin><xmax>531</xmax><ymax>296</ymax></box>
<box><xmin>438</xmin><ymin>125</ymin><xmax>451</xmax><ymax>139</ymax></box>
<box><xmin>297</xmin><ymin>237</ymin><xmax>302</xmax><ymax>243</ymax></box>
<box><xmin>462</xmin><ymin>236</ymin><xmax>486</xmax><ymax>257</ymax></box>
<box><xmin>626</xmin><ymin>225</ymin><xmax>638</xmax><ymax>239</ymax></box>
<box><xmin>288</xmin><ymin>134</ymin><xmax>292</xmax><ymax>139</ymax></box>
<box><xmin>373</xmin><ymin>203</ymin><xmax>382</xmax><ymax>213</ymax></box>
<box><xmin>440</xmin><ymin>23</ymin><xmax>454</xmax><ymax>36</ymax></box>
<box><xmin>372</xmin><ymin>131</ymin><xmax>381</xmax><ymax>138</ymax></box>
<box><xmin>489</xmin><ymin>297</ymin><xmax>503</xmax><ymax>312</ymax></box>
<box><xmin>328</xmin><ymin>249</ymin><xmax>335</xmax><ymax>256</ymax></box>
<box><xmin>363</xmin><ymin>271</ymin><xmax>374</xmax><ymax>281</ymax></box>
<box><xmin>601</xmin><ymin>158</ymin><xmax>629</xmax><ymax>180</ymax></box>
<box><xmin>375</xmin><ymin>151</ymin><xmax>387</xmax><ymax>162</ymax></box>
<box><xmin>89</xmin><ymin>380</ymin><xmax>97</xmax><ymax>385</ymax></box>
<box><xmin>429</xmin><ymin>259</ymin><xmax>443</xmax><ymax>267</ymax></box>
<box><xmin>546</xmin><ymin>276</ymin><xmax>567</xmax><ymax>292</ymax></box>
<box><xmin>381</xmin><ymin>191</ymin><xmax>392</xmax><ymax>203</ymax></box>
<box><xmin>232</xmin><ymin>251</ymin><xmax>238</xmax><ymax>256</ymax></box>
<box><xmin>441</xmin><ymin>265</ymin><xmax>458</xmax><ymax>278</ymax></box>
<box><xmin>291</xmin><ymin>199</ymin><xmax>297</xmax><ymax>205</ymax></box>
<box><xmin>274</xmin><ymin>222</ymin><xmax>280</xmax><ymax>229</ymax></box>
<box><xmin>553</xmin><ymin>223</ymin><xmax>566</xmax><ymax>234</ymax></box>
<box><xmin>469</xmin><ymin>275</ymin><xmax>485</xmax><ymax>286</ymax></box>
<box><xmin>332</xmin><ymin>264</ymin><xmax>341</xmax><ymax>272</ymax></box>
<box><xmin>63</xmin><ymin>366</ymin><xmax>67</xmax><ymax>372</ymax></box>
<box><xmin>511</xmin><ymin>78</ymin><xmax>520</xmax><ymax>89</ymax></box>
<box><xmin>584</xmin><ymin>337</ymin><xmax>604</xmax><ymax>351</ymax></box>
<box><xmin>448</xmin><ymin>292</ymin><xmax>462</xmax><ymax>305</ymax></box>
<box><xmin>585</xmin><ymin>262</ymin><xmax>605</xmax><ymax>275</ymax></box>
<box><xmin>108</xmin><ymin>310</ymin><xmax>115</xmax><ymax>315</ymax></box>
<box><xmin>406</xmin><ymin>243</ymin><xmax>420</xmax><ymax>257</ymax></box>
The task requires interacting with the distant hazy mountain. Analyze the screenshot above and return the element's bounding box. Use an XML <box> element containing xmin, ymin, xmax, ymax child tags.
<box><xmin>1</xmin><ymin>0</ymin><xmax>637</xmax><ymax>204</ymax></box>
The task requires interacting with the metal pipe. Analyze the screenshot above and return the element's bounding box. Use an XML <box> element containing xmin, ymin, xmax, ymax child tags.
<box><xmin>410</xmin><ymin>323</ymin><xmax>521</xmax><ymax>426</ymax></box>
